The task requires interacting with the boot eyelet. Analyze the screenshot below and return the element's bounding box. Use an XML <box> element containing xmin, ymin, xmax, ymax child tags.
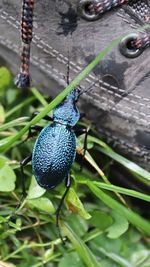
<box><xmin>78</xmin><ymin>0</ymin><xmax>101</xmax><ymax>21</ymax></box>
<box><xmin>119</xmin><ymin>33</ymin><xmax>144</xmax><ymax>58</ymax></box>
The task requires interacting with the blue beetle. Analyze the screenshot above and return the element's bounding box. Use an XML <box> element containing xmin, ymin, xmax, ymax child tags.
<box><xmin>32</xmin><ymin>88</ymin><xmax>80</xmax><ymax>190</ymax></box>
<box><xmin>20</xmin><ymin>86</ymin><xmax>87</xmax><ymax>232</ymax></box>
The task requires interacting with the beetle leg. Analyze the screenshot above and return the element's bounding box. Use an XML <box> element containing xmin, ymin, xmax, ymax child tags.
<box><xmin>80</xmin><ymin>112</ymin><xmax>85</xmax><ymax>119</ymax></box>
<box><xmin>26</xmin><ymin>125</ymin><xmax>43</xmax><ymax>140</ymax></box>
<box><xmin>56</xmin><ymin>174</ymin><xmax>71</xmax><ymax>243</ymax></box>
<box><xmin>20</xmin><ymin>154</ymin><xmax>32</xmax><ymax>196</ymax></box>
<box><xmin>21</xmin><ymin>112</ymin><xmax>53</xmax><ymax>142</ymax></box>
<box><xmin>17</xmin><ymin>125</ymin><xmax>43</xmax><ymax>147</ymax></box>
<box><xmin>75</xmin><ymin>127</ymin><xmax>89</xmax><ymax>171</ymax></box>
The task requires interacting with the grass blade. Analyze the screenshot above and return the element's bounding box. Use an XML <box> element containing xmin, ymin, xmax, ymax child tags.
<box><xmin>78</xmin><ymin>179</ymin><xmax>150</xmax><ymax>202</ymax></box>
<box><xmin>62</xmin><ymin>223</ymin><xmax>101</xmax><ymax>267</ymax></box>
<box><xmin>88</xmin><ymin>136</ymin><xmax>150</xmax><ymax>185</ymax></box>
<box><xmin>86</xmin><ymin>181</ymin><xmax>150</xmax><ymax>235</ymax></box>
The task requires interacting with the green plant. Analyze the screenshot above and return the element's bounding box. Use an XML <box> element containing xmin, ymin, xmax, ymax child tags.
<box><xmin>0</xmin><ymin>57</ymin><xmax>150</xmax><ymax>267</ymax></box>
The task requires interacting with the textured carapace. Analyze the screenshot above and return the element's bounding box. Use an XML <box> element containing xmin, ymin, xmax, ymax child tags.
<box><xmin>32</xmin><ymin>87</ymin><xmax>81</xmax><ymax>189</ymax></box>
<box><xmin>53</xmin><ymin>88</ymin><xmax>80</xmax><ymax>127</ymax></box>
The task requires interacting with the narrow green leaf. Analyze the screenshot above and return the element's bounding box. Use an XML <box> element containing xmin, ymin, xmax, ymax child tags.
<box><xmin>8</xmin><ymin>221</ymin><xmax>21</xmax><ymax>231</ymax></box>
<box><xmin>131</xmin><ymin>250</ymin><xmax>150</xmax><ymax>266</ymax></box>
<box><xmin>88</xmin><ymin>136</ymin><xmax>150</xmax><ymax>184</ymax></box>
<box><xmin>31</xmin><ymin>87</ymin><xmax>48</xmax><ymax>106</ymax></box>
<box><xmin>0</xmin><ymin>104</ymin><xmax>5</xmax><ymax>124</ymax></box>
<box><xmin>97</xmin><ymin>247</ymin><xmax>132</xmax><ymax>267</ymax></box>
<box><xmin>62</xmin><ymin>223</ymin><xmax>101</xmax><ymax>267</ymax></box>
<box><xmin>0</xmin><ymin>117</ymin><xmax>28</xmax><ymax>132</ymax></box>
<box><xmin>27</xmin><ymin>197</ymin><xmax>55</xmax><ymax>214</ymax></box>
<box><xmin>92</xmin><ymin>181</ymin><xmax>150</xmax><ymax>202</ymax></box>
<box><xmin>43</xmin><ymin>246</ymin><xmax>54</xmax><ymax>263</ymax></box>
<box><xmin>0</xmin><ymin>261</ymin><xmax>15</xmax><ymax>267</ymax></box>
<box><xmin>5</xmin><ymin>96</ymin><xmax>35</xmax><ymax>118</ymax></box>
<box><xmin>0</xmin><ymin>216</ymin><xmax>7</xmax><ymax>223</ymax></box>
<box><xmin>87</xmin><ymin>181</ymin><xmax>150</xmax><ymax>235</ymax></box>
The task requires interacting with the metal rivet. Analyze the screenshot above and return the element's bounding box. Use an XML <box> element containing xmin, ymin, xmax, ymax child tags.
<box><xmin>119</xmin><ymin>33</ymin><xmax>144</xmax><ymax>58</ymax></box>
<box><xmin>77</xmin><ymin>0</ymin><xmax>101</xmax><ymax>21</ymax></box>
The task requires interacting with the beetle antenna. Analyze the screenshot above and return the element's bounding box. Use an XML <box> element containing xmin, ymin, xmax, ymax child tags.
<box><xmin>78</xmin><ymin>78</ymin><xmax>99</xmax><ymax>97</ymax></box>
<box><xmin>66</xmin><ymin>50</ymin><xmax>70</xmax><ymax>85</ymax></box>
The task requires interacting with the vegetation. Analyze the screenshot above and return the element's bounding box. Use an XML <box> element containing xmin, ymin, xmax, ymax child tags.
<box><xmin>0</xmin><ymin>60</ymin><xmax>150</xmax><ymax>267</ymax></box>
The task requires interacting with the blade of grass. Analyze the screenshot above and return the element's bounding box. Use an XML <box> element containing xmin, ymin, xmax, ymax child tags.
<box><xmin>95</xmin><ymin>247</ymin><xmax>133</xmax><ymax>267</ymax></box>
<box><xmin>0</xmin><ymin>35</ymin><xmax>126</xmax><ymax>153</ymax></box>
<box><xmin>5</xmin><ymin>96</ymin><xmax>35</xmax><ymax>118</ymax></box>
<box><xmin>88</xmin><ymin>136</ymin><xmax>150</xmax><ymax>185</ymax></box>
<box><xmin>86</xmin><ymin>180</ymin><xmax>150</xmax><ymax>235</ymax></box>
<box><xmin>31</xmin><ymin>87</ymin><xmax>48</xmax><ymax>106</ymax></box>
<box><xmin>0</xmin><ymin>117</ymin><xmax>28</xmax><ymax>132</ymax></box>
<box><xmin>77</xmin><ymin>145</ymin><xmax>127</xmax><ymax>206</ymax></box>
<box><xmin>61</xmin><ymin>223</ymin><xmax>101</xmax><ymax>267</ymax></box>
<box><xmin>78</xmin><ymin>179</ymin><xmax>150</xmax><ymax>202</ymax></box>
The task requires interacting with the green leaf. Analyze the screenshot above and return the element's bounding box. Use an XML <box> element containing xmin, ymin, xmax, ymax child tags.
<box><xmin>62</xmin><ymin>223</ymin><xmax>101</xmax><ymax>267</ymax></box>
<box><xmin>89</xmin><ymin>211</ymin><xmax>113</xmax><ymax>230</ymax></box>
<box><xmin>27</xmin><ymin>197</ymin><xmax>55</xmax><ymax>214</ymax></box>
<box><xmin>66</xmin><ymin>188</ymin><xmax>91</xmax><ymax>220</ymax></box>
<box><xmin>0</xmin><ymin>157</ymin><xmax>6</xmax><ymax>168</ymax></box>
<box><xmin>90</xmin><ymin>234</ymin><xmax>122</xmax><ymax>255</ymax></box>
<box><xmin>0</xmin><ymin>261</ymin><xmax>15</xmax><ymax>267</ymax></box>
<box><xmin>0</xmin><ymin>161</ymin><xmax>16</xmax><ymax>192</ymax></box>
<box><xmin>67</xmin><ymin>214</ymin><xmax>88</xmax><ymax>237</ymax></box>
<box><xmin>91</xmin><ymin>181</ymin><xmax>150</xmax><ymax>202</ymax></box>
<box><xmin>0</xmin><ymin>104</ymin><xmax>5</xmax><ymax>124</ymax></box>
<box><xmin>90</xmin><ymin>235</ymin><xmax>132</xmax><ymax>267</ymax></box>
<box><xmin>27</xmin><ymin>176</ymin><xmax>46</xmax><ymax>199</ymax></box>
<box><xmin>97</xmin><ymin>247</ymin><xmax>132</xmax><ymax>267</ymax></box>
<box><xmin>0</xmin><ymin>216</ymin><xmax>7</xmax><ymax>223</ymax></box>
<box><xmin>31</xmin><ymin>87</ymin><xmax>48</xmax><ymax>107</ymax></box>
<box><xmin>0</xmin><ymin>117</ymin><xmax>28</xmax><ymax>132</ymax></box>
<box><xmin>87</xmin><ymin>181</ymin><xmax>150</xmax><ymax>235</ymax></box>
<box><xmin>107</xmin><ymin>213</ymin><xmax>129</xmax><ymax>239</ymax></box>
<box><xmin>0</xmin><ymin>67</ymin><xmax>11</xmax><ymax>95</ymax></box>
<box><xmin>131</xmin><ymin>250</ymin><xmax>150</xmax><ymax>266</ymax></box>
<box><xmin>8</xmin><ymin>221</ymin><xmax>21</xmax><ymax>231</ymax></box>
<box><xmin>58</xmin><ymin>252</ymin><xmax>85</xmax><ymax>267</ymax></box>
<box><xmin>88</xmin><ymin>136</ymin><xmax>150</xmax><ymax>185</ymax></box>
<box><xmin>43</xmin><ymin>247</ymin><xmax>54</xmax><ymax>263</ymax></box>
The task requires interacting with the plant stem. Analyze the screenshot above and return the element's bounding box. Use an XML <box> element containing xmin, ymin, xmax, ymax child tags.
<box><xmin>6</xmin><ymin>97</ymin><xmax>35</xmax><ymax>118</ymax></box>
<box><xmin>31</xmin><ymin>87</ymin><xmax>48</xmax><ymax>106</ymax></box>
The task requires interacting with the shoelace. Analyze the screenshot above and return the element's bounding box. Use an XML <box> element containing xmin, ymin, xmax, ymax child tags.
<box><xmin>15</xmin><ymin>0</ymin><xmax>35</xmax><ymax>89</ymax></box>
<box><xmin>78</xmin><ymin>0</ymin><xmax>150</xmax><ymax>51</ymax></box>
<box><xmin>86</xmin><ymin>0</ymin><xmax>129</xmax><ymax>16</ymax></box>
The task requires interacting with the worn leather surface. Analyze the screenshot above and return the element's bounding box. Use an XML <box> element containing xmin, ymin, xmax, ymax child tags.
<box><xmin>0</xmin><ymin>0</ymin><xmax>150</xmax><ymax>169</ymax></box>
